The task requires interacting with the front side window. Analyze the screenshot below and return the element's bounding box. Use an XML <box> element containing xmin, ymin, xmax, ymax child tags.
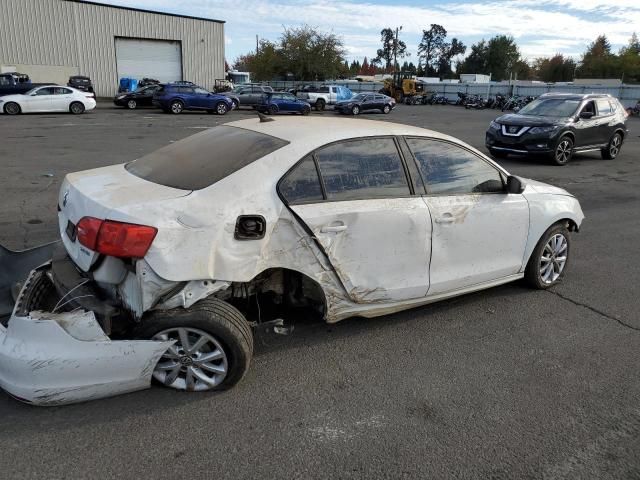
<box><xmin>194</xmin><ymin>87</ymin><xmax>209</xmax><ymax>95</ymax></box>
<box><xmin>315</xmin><ymin>137</ymin><xmax>410</xmax><ymax>201</ymax></box>
<box><xmin>406</xmin><ymin>138</ymin><xmax>504</xmax><ymax>195</ymax></box>
<box><xmin>279</xmin><ymin>155</ymin><xmax>323</xmax><ymax>205</ymax></box>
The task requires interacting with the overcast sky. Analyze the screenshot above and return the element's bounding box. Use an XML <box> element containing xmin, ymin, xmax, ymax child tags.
<box><xmin>99</xmin><ymin>0</ymin><xmax>639</xmax><ymax>65</ymax></box>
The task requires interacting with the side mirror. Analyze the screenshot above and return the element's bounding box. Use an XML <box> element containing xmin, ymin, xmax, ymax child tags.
<box><xmin>506</xmin><ymin>175</ymin><xmax>524</xmax><ymax>194</ymax></box>
<box><xmin>579</xmin><ymin>111</ymin><xmax>594</xmax><ymax>119</ymax></box>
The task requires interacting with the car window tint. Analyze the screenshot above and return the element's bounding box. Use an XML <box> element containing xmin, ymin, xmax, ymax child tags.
<box><xmin>315</xmin><ymin>138</ymin><xmax>410</xmax><ymax>201</ymax></box>
<box><xmin>194</xmin><ymin>87</ymin><xmax>209</xmax><ymax>95</ymax></box>
<box><xmin>596</xmin><ymin>98</ymin><xmax>612</xmax><ymax>115</ymax></box>
<box><xmin>35</xmin><ymin>87</ymin><xmax>54</xmax><ymax>95</ymax></box>
<box><xmin>406</xmin><ymin>138</ymin><xmax>504</xmax><ymax>195</ymax></box>
<box><xmin>0</xmin><ymin>76</ymin><xmax>10</xmax><ymax>86</ymax></box>
<box><xmin>126</xmin><ymin>126</ymin><xmax>290</xmax><ymax>190</ymax></box>
<box><xmin>55</xmin><ymin>87</ymin><xmax>71</xmax><ymax>94</ymax></box>
<box><xmin>279</xmin><ymin>155</ymin><xmax>323</xmax><ymax>205</ymax></box>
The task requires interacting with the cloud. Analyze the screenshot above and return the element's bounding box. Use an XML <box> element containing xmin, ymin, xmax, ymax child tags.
<box><xmin>96</xmin><ymin>0</ymin><xmax>640</xmax><ymax>61</ymax></box>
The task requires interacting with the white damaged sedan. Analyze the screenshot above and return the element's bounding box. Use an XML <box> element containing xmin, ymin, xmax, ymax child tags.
<box><xmin>0</xmin><ymin>117</ymin><xmax>584</xmax><ymax>405</ymax></box>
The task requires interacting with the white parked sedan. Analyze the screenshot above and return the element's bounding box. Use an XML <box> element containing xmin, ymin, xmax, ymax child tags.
<box><xmin>0</xmin><ymin>85</ymin><xmax>96</xmax><ymax>114</ymax></box>
<box><xmin>1</xmin><ymin>117</ymin><xmax>584</xmax><ymax>405</ymax></box>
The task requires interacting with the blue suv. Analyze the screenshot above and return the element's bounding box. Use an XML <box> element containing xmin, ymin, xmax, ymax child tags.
<box><xmin>153</xmin><ymin>83</ymin><xmax>233</xmax><ymax>115</ymax></box>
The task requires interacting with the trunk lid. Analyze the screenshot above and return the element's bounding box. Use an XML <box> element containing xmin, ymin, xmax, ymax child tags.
<box><xmin>58</xmin><ymin>164</ymin><xmax>190</xmax><ymax>271</ymax></box>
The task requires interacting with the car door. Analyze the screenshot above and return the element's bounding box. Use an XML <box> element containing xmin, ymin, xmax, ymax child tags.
<box><xmin>573</xmin><ymin>100</ymin><xmax>598</xmax><ymax>148</ymax></box>
<box><xmin>404</xmin><ymin>137</ymin><xmax>529</xmax><ymax>295</ymax></box>
<box><xmin>594</xmin><ymin>98</ymin><xmax>615</xmax><ymax>144</ymax></box>
<box><xmin>280</xmin><ymin>93</ymin><xmax>298</xmax><ymax>111</ymax></box>
<box><xmin>52</xmin><ymin>87</ymin><xmax>74</xmax><ymax>111</ymax></box>
<box><xmin>281</xmin><ymin>137</ymin><xmax>432</xmax><ymax>303</ymax></box>
<box><xmin>362</xmin><ymin>95</ymin><xmax>376</xmax><ymax>111</ymax></box>
<box><xmin>192</xmin><ymin>87</ymin><xmax>211</xmax><ymax>109</ymax></box>
<box><xmin>23</xmin><ymin>87</ymin><xmax>55</xmax><ymax>112</ymax></box>
<box><xmin>139</xmin><ymin>86</ymin><xmax>157</xmax><ymax>106</ymax></box>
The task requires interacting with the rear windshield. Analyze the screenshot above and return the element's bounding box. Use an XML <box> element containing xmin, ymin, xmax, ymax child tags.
<box><xmin>125</xmin><ymin>126</ymin><xmax>289</xmax><ymax>190</ymax></box>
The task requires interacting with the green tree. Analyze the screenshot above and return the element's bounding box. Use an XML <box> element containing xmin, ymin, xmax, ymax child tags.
<box><xmin>373</xmin><ymin>28</ymin><xmax>408</xmax><ymax>71</ymax></box>
<box><xmin>576</xmin><ymin>35</ymin><xmax>621</xmax><ymax>78</ymax></box>
<box><xmin>457</xmin><ymin>35</ymin><xmax>521</xmax><ymax>81</ymax></box>
<box><xmin>418</xmin><ymin>24</ymin><xmax>447</xmax><ymax>76</ymax></box>
<box><xmin>533</xmin><ymin>54</ymin><xmax>577</xmax><ymax>82</ymax></box>
<box><xmin>437</xmin><ymin>38</ymin><xmax>466</xmax><ymax>77</ymax></box>
<box><xmin>619</xmin><ymin>33</ymin><xmax>640</xmax><ymax>83</ymax></box>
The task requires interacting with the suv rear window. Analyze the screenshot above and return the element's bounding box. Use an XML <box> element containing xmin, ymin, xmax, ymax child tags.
<box><xmin>125</xmin><ymin>126</ymin><xmax>289</xmax><ymax>190</ymax></box>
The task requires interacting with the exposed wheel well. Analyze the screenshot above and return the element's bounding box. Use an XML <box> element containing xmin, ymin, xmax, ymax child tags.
<box><xmin>214</xmin><ymin>268</ymin><xmax>327</xmax><ymax>324</ymax></box>
<box><xmin>614</xmin><ymin>128</ymin><xmax>625</xmax><ymax>140</ymax></box>
<box><xmin>559</xmin><ymin>131</ymin><xmax>575</xmax><ymax>144</ymax></box>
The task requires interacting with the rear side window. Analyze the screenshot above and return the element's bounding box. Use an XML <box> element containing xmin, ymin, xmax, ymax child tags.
<box><xmin>596</xmin><ymin>98</ymin><xmax>612</xmax><ymax>115</ymax></box>
<box><xmin>314</xmin><ymin>137</ymin><xmax>410</xmax><ymax>201</ymax></box>
<box><xmin>126</xmin><ymin>126</ymin><xmax>289</xmax><ymax>190</ymax></box>
<box><xmin>406</xmin><ymin>138</ymin><xmax>504</xmax><ymax>195</ymax></box>
<box><xmin>279</xmin><ymin>156</ymin><xmax>323</xmax><ymax>205</ymax></box>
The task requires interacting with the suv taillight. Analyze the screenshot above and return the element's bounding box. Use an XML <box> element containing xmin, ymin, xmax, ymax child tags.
<box><xmin>76</xmin><ymin>217</ymin><xmax>157</xmax><ymax>258</ymax></box>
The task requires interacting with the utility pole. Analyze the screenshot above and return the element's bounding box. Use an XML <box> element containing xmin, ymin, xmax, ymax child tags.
<box><xmin>393</xmin><ymin>26</ymin><xmax>403</xmax><ymax>73</ymax></box>
<box><xmin>256</xmin><ymin>35</ymin><xmax>259</xmax><ymax>55</ymax></box>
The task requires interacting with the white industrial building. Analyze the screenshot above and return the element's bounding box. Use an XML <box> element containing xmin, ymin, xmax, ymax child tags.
<box><xmin>0</xmin><ymin>0</ymin><xmax>225</xmax><ymax>97</ymax></box>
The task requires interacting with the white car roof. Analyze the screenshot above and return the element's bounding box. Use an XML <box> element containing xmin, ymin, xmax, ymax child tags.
<box><xmin>225</xmin><ymin>117</ymin><xmax>461</xmax><ymax>152</ymax></box>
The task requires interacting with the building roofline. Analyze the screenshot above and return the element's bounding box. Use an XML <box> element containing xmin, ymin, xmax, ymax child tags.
<box><xmin>64</xmin><ymin>0</ymin><xmax>225</xmax><ymax>24</ymax></box>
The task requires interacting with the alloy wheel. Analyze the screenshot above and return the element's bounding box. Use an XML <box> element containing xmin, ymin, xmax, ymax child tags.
<box><xmin>555</xmin><ymin>139</ymin><xmax>572</xmax><ymax>165</ymax></box>
<box><xmin>152</xmin><ymin>327</ymin><xmax>229</xmax><ymax>391</ymax></box>
<box><xmin>609</xmin><ymin>134</ymin><xmax>621</xmax><ymax>158</ymax></box>
<box><xmin>5</xmin><ymin>102</ymin><xmax>20</xmax><ymax>115</ymax></box>
<box><xmin>217</xmin><ymin>103</ymin><xmax>228</xmax><ymax>115</ymax></box>
<box><xmin>127</xmin><ymin>99</ymin><xmax>137</xmax><ymax>109</ymax></box>
<box><xmin>171</xmin><ymin>102</ymin><xmax>183</xmax><ymax>114</ymax></box>
<box><xmin>539</xmin><ymin>233</ymin><xmax>568</xmax><ymax>284</ymax></box>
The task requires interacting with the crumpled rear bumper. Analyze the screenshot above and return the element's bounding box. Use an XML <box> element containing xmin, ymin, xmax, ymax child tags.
<box><xmin>0</xmin><ymin>310</ymin><xmax>172</xmax><ymax>406</ymax></box>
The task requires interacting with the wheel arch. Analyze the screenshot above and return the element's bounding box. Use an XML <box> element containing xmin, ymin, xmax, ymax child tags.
<box><xmin>522</xmin><ymin>217</ymin><xmax>580</xmax><ymax>270</ymax></box>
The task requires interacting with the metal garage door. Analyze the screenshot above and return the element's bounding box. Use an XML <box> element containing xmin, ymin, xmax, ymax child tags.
<box><xmin>115</xmin><ymin>38</ymin><xmax>182</xmax><ymax>83</ymax></box>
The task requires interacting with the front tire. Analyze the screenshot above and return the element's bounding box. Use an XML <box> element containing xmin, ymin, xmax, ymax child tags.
<box><xmin>216</xmin><ymin>102</ymin><xmax>229</xmax><ymax>115</ymax></box>
<box><xmin>351</xmin><ymin>105</ymin><xmax>360</xmax><ymax>115</ymax></box>
<box><xmin>231</xmin><ymin>99</ymin><xmax>239</xmax><ymax>110</ymax></box>
<box><xmin>551</xmin><ymin>136</ymin><xmax>573</xmax><ymax>166</ymax></box>
<box><xmin>383</xmin><ymin>104</ymin><xmax>391</xmax><ymax>114</ymax></box>
<box><xmin>70</xmin><ymin>102</ymin><xmax>85</xmax><ymax>114</ymax></box>
<box><xmin>4</xmin><ymin>102</ymin><xmax>21</xmax><ymax>115</ymax></box>
<box><xmin>301</xmin><ymin>105</ymin><xmax>310</xmax><ymax>116</ymax></box>
<box><xmin>139</xmin><ymin>298</ymin><xmax>253</xmax><ymax>392</ymax></box>
<box><xmin>601</xmin><ymin>132</ymin><xmax>622</xmax><ymax>160</ymax></box>
<box><xmin>525</xmin><ymin>223</ymin><xmax>571</xmax><ymax>289</ymax></box>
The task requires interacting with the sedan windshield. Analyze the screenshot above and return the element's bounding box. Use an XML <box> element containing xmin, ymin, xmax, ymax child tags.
<box><xmin>518</xmin><ymin>98</ymin><xmax>581</xmax><ymax>117</ymax></box>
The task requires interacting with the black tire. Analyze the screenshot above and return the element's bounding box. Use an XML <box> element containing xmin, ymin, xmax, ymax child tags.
<box><xmin>231</xmin><ymin>99</ymin><xmax>239</xmax><ymax>110</ymax></box>
<box><xmin>301</xmin><ymin>105</ymin><xmax>310</xmax><ymax>116</ymax></box>
<box><xmin>525</xmin><ymin>223</ymin><xmax>571</xmax><ymax>289</ymax></box>
<box><xmin>70</xmin><ymin>102</ymin><xmax>85</xmax><ymax>114</ymax></box>
<box><xmin>351</xmin><ymin>105</ymin><xmax>360</xmax><ymax>115</ymax></box>
<box><xmin>268</xmin><ymin>104</ymin><xmax>278</xmax><ymax>115</ymax></box>
<box><xmin>13</xmin><ymin>270</ymin><xmax>58</xmax><ymax>317</ymax></box>
<box><xmin>315</xmin><ymin>99</ymin><xmax>326</xmax><ymax>111</ymax></box>
<box><xmin>551</xmin><ymin>135</ymin><xmax>573</xmax><ymax>166</ymax></box>
<box><xmin>4</xmin><ymin>102</ymin><xmax>21</xmax><ymax>115</ymax></box>
<box><xmin>383</xmin><ymin>104</ymin><xmax>391</xmax><ymax>114</ymax></box>
<box><xmin>170</xmin><ymin>100</ymin><xmax>184</xmax><ymax>114</ymax></box>
<box><xmin>127</xmin><ymin>99</ymin><xmax>137</xmax><ymax>110</ymax></box>
<box><xmin>489</xmin><ymin>148</ymin><xmax>509</xmax><ymax>159</ymax></box>
<box><xmin>601</xmin><ymin>132</ymin><xmax>622</xmax><ymax>160</ymax></box>
<box><xmin>216</xmin><ymin>102</ymin><xmax>228</xmax><ymax>115</ymax></box>
<box><xmin>138</xmin><ymin>297</ymin><xmax>253</xmax><ymax>391</ymax></box>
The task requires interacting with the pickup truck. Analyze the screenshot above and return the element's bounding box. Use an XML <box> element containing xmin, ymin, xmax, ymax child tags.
<box><xmin>295</xmin><ymin>85</ymin><xmax>353</xmax><ymax>111</ymax></box>
<box><xmin>0</xmin><ymin>72</ymin><xmax>47</xmax><ymax>97</ymax></box>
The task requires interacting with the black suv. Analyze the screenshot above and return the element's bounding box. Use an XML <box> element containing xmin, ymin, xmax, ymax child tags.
<box><xmin>486</xmin><ymin>93</ymin><xmax>628</xmax><ymax>165</ymax></box>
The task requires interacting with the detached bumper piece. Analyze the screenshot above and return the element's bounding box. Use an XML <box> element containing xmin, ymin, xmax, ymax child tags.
<box><xmin>0</xmin><ymin>310</ymin><xmax>172</xmax><ymax>406</ymax></box>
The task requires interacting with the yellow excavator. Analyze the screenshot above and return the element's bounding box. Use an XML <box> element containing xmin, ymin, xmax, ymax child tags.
<box><xmin>380</xmin><ymin>71</ymin><xmax>429</xmax><ymax>105</ymax></box>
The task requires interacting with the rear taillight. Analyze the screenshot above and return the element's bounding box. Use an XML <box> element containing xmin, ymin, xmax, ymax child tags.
<box><xmin>76</xmin><ymin>217</ymin><xmax>157</xmax><ymax>258</ymax></box>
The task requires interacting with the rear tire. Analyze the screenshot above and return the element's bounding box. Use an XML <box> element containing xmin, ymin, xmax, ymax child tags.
<box><xmin>14</xmin><ymin>270</ymin><xmax>58</xmax><ymax>317</ymax></box>
<box><xmin>268</xmin><ymin>104</ymin><xmax>278</xmax><ymax>115</ymax></box>
<box><xmin>302</xmin><ymin>105</ymin><xmax>310</xmax><ymax>115</ymax></box>
<box><xmin>138</xmin><ymin>298</ymin><xmax>253</xmax><ymax>392</ymax></box>
<box><xmin>170</xmin><ymin>100</ymin><xmax>184</xmax><ymax>114</ymax></box>
<box><xmin>525</xmin><ymin>223</ymin><xmax>571</xmax><ymax>289</ymax></box>
<box><xmin>127</xmin><ymin>99</ymin><xmax>137</xmax><ymax>110</ymax></box>
<box><xmin>315</xmin><ymin>99</ymin><xmax>326</xmax><ymax>111</ymax></box>
<box><xmin>70</xmin><ymin>102</ymin><xmax>85</xmax><ymax>114</ymax></box>
<box><xmin>4</xmin><ymin>102</ymin><xmax>21</xmax><ymax>115</ymax></box>
<box><xmin>601</xmin><ymin>132</ymin><xmax>622</xmax><ymax>160</ymax></box>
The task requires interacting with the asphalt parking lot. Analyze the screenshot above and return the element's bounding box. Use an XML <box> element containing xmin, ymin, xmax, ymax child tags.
<box><xmin>1</xmin><ymin>103</ymin><xmax>639</xmax><ymax>479</ymax></box>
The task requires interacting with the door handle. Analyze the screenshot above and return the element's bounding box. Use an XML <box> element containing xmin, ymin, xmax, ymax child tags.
<box><xmin>320</xmin><ymin>224</ymin><xmax>347</xmax><ymax>233</ymax></box>
<box><xmin>435</xmin><ymin>214</ymin><xmax>455</xmax><ymax>224</ymax></box>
